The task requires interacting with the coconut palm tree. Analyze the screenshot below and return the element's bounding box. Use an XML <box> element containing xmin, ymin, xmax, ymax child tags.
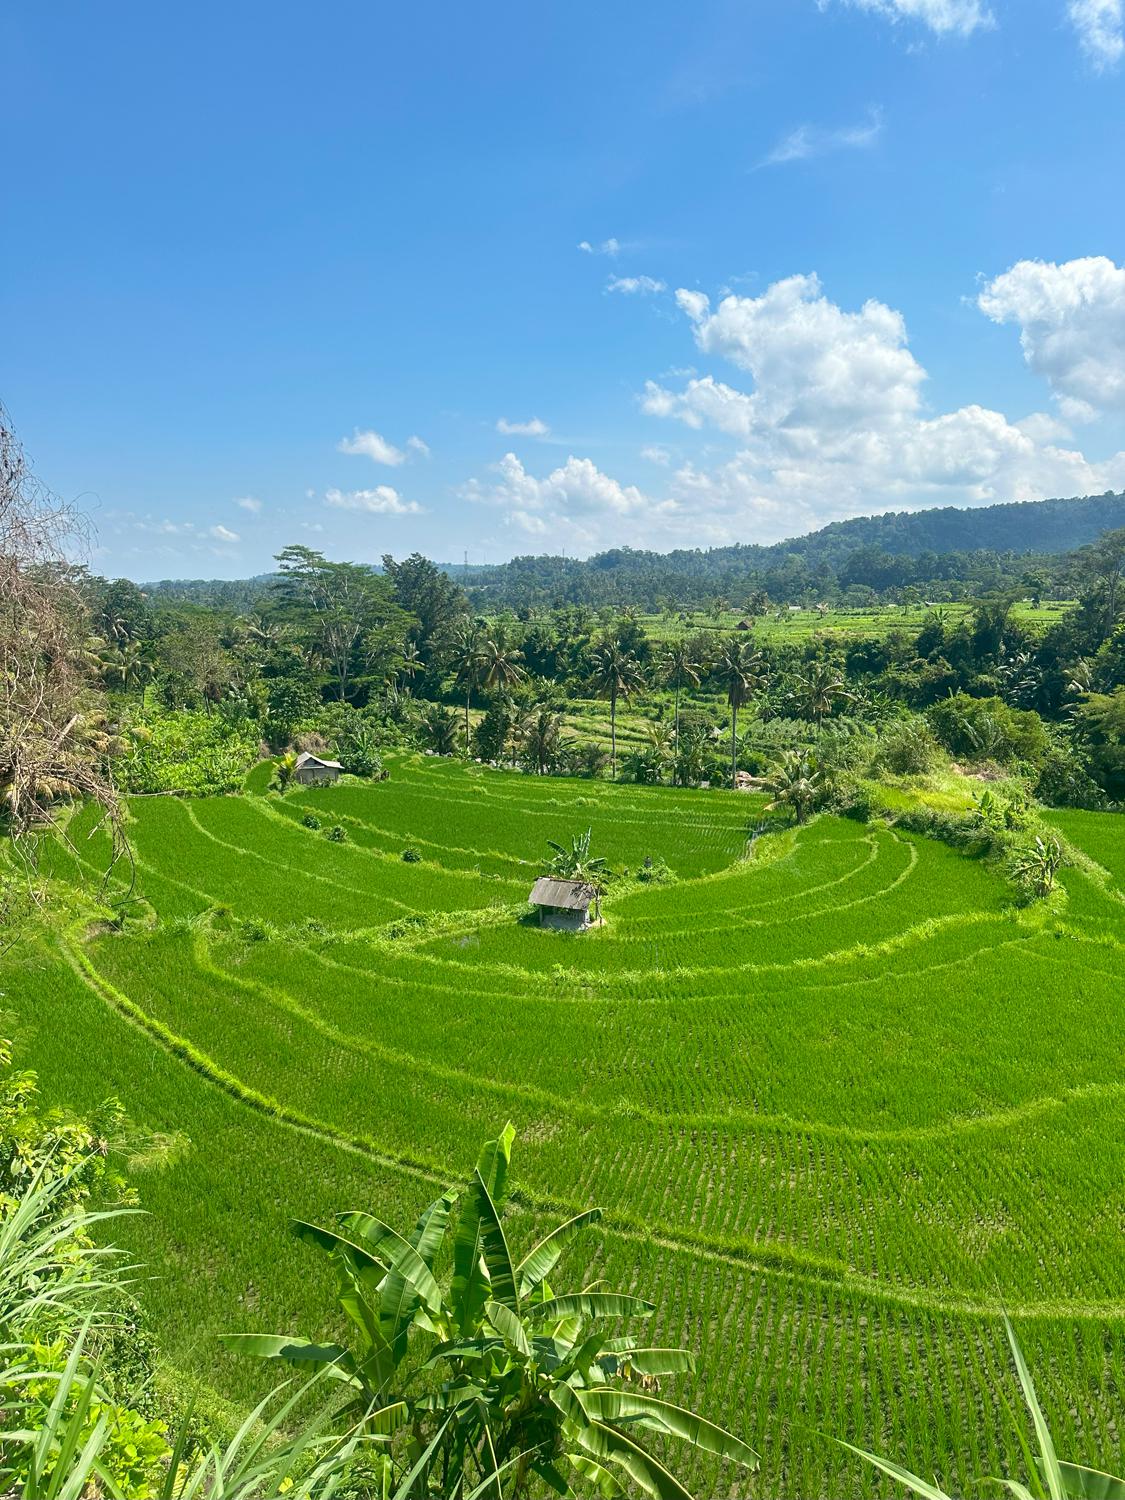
<box><xmin>518</xmin><ymin>705</ymin><xmax>563</xmax><ymax>775</ymax></box>
<box><xmin>479</xmin><ymin>631</ymin><xmax>526</xmax><ymax>695</ymax></box>
<box><xmin>763</xmin><ymin>750</ymin><xmax>825</xmax><ymax>824</ymax></box>
<box><xmin>800</xmin><ymin>661</ymin><xmax>853</xmax><ymax>728</ymax></box>
<box><xmin>424</xmin><ymin>706</ymin><xmax>459</xmax><ymax>756</ymax></box>
<box><xmin>715</xmin><ymin>636</ymin><xmax>765</xmax><ymax>787</ymax></box>
<box><xmin>661</xmin><ymin>639</ymin><xmax>700</xmax><ymax>746</ymax></box>
<box><xmin>450</xmin><ymin>624</ymin><xmax>486</xmax><ymax>752</ymax></box>
<box><xmin>397</xmin><ymin>641</ymin><xmax>422</xmax><ymax>696</ymax></box>
<box><xmin>588</xmin><ymin>640</ymin><xmax>645</xmax><ymax>781</ymax></box>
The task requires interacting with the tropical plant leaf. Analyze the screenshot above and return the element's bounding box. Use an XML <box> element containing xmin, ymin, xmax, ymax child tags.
<box><xmin>568</xmin><ymin>1453</ymin><xmax>626</xmax><ymax>1498</ymax></box>
<box><xmin>1057</xmin><ymin>1462</ymin><xmax>1125</xmax><ymax>1499</ymax></box>
<box><xmin>572</xmin><ymin>1417</ymin><xmax>696</xmax><ymax>1500</ymax></box>
<box><xmin>517</xmin><ymin>1209</ymin><xmax>602</xmax><ymax>1297</ymax></box>
<box><xmin>290</xmin><ymin>1220</ymin><xmax>386</xmax><ymax>1273</ymax></box>
<box><xmin>838</xmin><ymin>1439</ymin><xmax>953</xmax><ymax>1500</ymax></box>
<box><xmin>220</xmin><ymin>1334</ymin><xmax>357</xmax><ymax>1378</ymax></box>
<box><xmin>474</xmin><ymin>1170</ymin><xmax>518</xmax><ymax>1312</ymax></box>
<box><xmin>451</xmin><ymin>1127</ymin><xmax>514</xmax><ymax>1333</ymax></box>
<box><xmin>577</xmin><ymin>1390</ymin><xmax>758</xmax><ymax>1469</ymax></box>
<box><xmin>485</xmin><ymin>1299</ymin><xmax>531</xmax><ymax>1358</ymax></box>
<box><xmin>530</xmin><ymin>1293</ymin><xmax>655</xmax><ymax>1323</ymax></box>
<box><xmin>617</xmin><ymin>1348</ymin><xmax>697</xmax><ymax>1377</ymax></box>
<box><xmin>409</xmin><ymin>1190</ymin><xmax>458</xmax><ymax>1268</ymax></box>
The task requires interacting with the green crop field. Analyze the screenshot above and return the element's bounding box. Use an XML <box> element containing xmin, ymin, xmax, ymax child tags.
<box><xmin>6</xmin><ymin>756</ymin><xmax>1125</xmax><ymax>1497</ymax></box>
<box><xmin>631</xmin><ymin>599</ymin><xmax>1074</xmax><ymax>643</ymax></box>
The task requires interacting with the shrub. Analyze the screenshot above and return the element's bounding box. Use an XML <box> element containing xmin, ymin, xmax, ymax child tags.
<box><xmin>635</xmin><ymin>855</ymin><xmax>675</xmax><ymax>884</ymax></box>
<box><xmin>325</xmin><ymin>825</ymin><xmax>347</xmax><ymax>843</ymax></box>
<box><xmin>870</xmin><ymin>719</ymin><xmax>940</xmax><ymax>778</ymax></box>
<box><xmin>1034</xmin><ymin>738</ymin><xmax>1109</xmax><ymax>810</ymax></box>
<box><xmin>927</xmin><ymin>693</ymin><xmax>1049</xmax><ymax>767</ymax></box>
<box><xmin>401</xmin><ymin>847</ymin><xmax>421</xmax><ymax>862</ymax></box>
<box><xmin>119</xmin><ymin>711</ymin><xmax>259</xmax><ymax>796</ymax></box>
<box><xmin>301</xmin><ymin>812</ymin><xmax>322</xmax><ymax>830</ymax></box>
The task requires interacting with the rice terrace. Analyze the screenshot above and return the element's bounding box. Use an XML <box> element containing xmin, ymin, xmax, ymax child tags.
<box><xmin>5</xmin><ymin>748</ymin><xmax>1124</xmax><ymax>1495</ymax></box>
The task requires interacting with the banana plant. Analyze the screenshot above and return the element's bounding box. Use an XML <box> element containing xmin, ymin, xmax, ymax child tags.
<box><xmin>226</xmin><ymin>1125</ymin><xmax>757</xmax><ymax>1499</ymax></box>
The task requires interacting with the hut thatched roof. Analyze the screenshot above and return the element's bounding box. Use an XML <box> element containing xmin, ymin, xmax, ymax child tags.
<box><xmin>295</xmin><ymin>751</ymin><xmax>343</xmax><ymax>770</ymax></box>
<box><xmin>528</xmin><ymin>877</ymin><xmax>596</xmax><ymax>912</ymax></box>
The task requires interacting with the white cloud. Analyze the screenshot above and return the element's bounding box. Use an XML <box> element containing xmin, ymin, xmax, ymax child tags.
<box><xmin>633</xmin><ymin>270</ymin><xmax>1125</xmax><ymax>545</ymax></box>
<box><xmin>496</xmin><ymin>416</ymin><xmax>551</xmax><ymax>437</ymax></box>
<box><xmin>819</xmin><ymin>0</ymin><xmax>992</xmax><ymax>35</ymax></box>
<box><xmin>641</xmin><ymin>445</ymin><xmax>673</xmax><ymax>466</ymax></box>
<box><xmin>978</xmin><ymin>256</ymin><xmax>1125</xmax><ymax>416</ymax></box>
<box><xmin>406</xmin><ymin>434</ymin><xmax>430</xmax><ymax>455</ymax></box>
<box><xmin>1067</xmin><ymin>0</ymin><xmax>1123</xmax><ymax>68</ymax></box>
<box><xmin>324</xmin><ymin>486</ymin><xmax>423</xmax><ymax>515</ymax></box>
<box><xmin>235</xmin><ymin>496</ymin><xmax>262</xmax><ymax>513</ymax></box>
<box><xmin>463</xmin><ymin>453</ymin><xmax>670</xmax><ymax>551</ymax></box>
<box><xmin>578</xmin><ymin>237</ymin><xmax>621</xmax><ymax>256</ymax></box>
<box><xmin>210</xmin><ymin>524</ymin><xmax>240</xmax><ymax>543</ymax></box>
<box><xmin>337</xmin><ymin>429</ymin><xmax>407</xmax><ymax>466</ymax></box>
<box><xmin>606</xmin><ymin>274</ymin><xmax>667</xmax><ymax>295</ymax></box>
<box><xmin>762</xmin><ymin>108</ymin><xmax>883</xmax><ymax>167</ymax></box>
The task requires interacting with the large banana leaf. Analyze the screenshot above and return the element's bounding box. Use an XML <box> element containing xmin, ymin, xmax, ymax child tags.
<box><xmin>473</xmin><ymin>1170</ymin><xmax>518</xmax><ymax>1312</ymax></box>
<box><xmin>409</xmin><ymin>1190</ymin><xmax>458</xmax><ymax>1268</ymax></box>
<box><xmin>609</xmin><ymin>1347</ymin><xmax>697</xmax><ymax>1378</ymax></box>
<box><xmin>451</xmin><ymin>1126</ymin><xmax>514</xmax><ymax>1334</ymax></box>
<box><xmin>568</xmin><ymin>1454</ymin><xmax>625</xmax><ymax>1498</ymax></box>
<box><xmin>485</xmin><ymin>1299</ymin><xmax>531</xmax><ymax>1359</ymax></box>
<box><xmin>291</xmin><ymin>1220</ymin><xmax>386</xmax><ymax>1275</ymax></box>
<box><xmin>1058</xmin><ymin>1462</ymin><xmax>1125</xmax><ymax>1499</ymax></box>
<box><xmin>220</xmin><ymin>1335</ymin><xmax>359</xmax><ymax>1383</ymax></box>
<box><xmin>530</xmin><ymin>1293</ymin><xmax>655</xmax><ymax>1323</ymax></box>
<box><xmin>577</xmin><ymin>1389</ymin><xmax>759</xmax><ymax>1469</ymax></box>
<box><xmin>571</xmin><ymin>1417</ymin><xmax>696</xmax><ymax>1500</ymax></box>
<box><xmin>516</xmin><ymin>1209</ymin><xmax>602</xmax><ymax>1298</ymax></box>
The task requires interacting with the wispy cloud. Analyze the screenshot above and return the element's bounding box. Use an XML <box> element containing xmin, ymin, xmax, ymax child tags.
<box><xmin>234</xmin><ymin>496</ymin><xmax>261</xmax><ymax>513</ymax></box>
<box><xmin>578</xmin><ymin>237</ymin><xmax>621</xmax><ymax>257</ymax></box>
<box><xmin>406</xmin><ymin>434</ymin><xmax>430</xmax><ymax>456</ymax></box>
<box><xmin>1067</xmin><ymin>0</ymin><xmax>1123</xmax><ymax>69</ymax></box>
<box><xmin>762</xmin><ymin>107</ymin><xmax>884</xmax><ymax>167</ymax></box>
<box><xmin>818</xmin><ymin>0</ymin><xmax>992</xmax><ymax>38</ymax></box>
<box><xmin>607</xmin><ymin>274</ymin><xmax>667</xmax><ymax>295</ymax></box>
<box><xmin>497</xmin><ymin>416</ymin><xmax>550</xmax><ymax>437</ymax></box>
<box><xmin>210</xmin><ymin>524</ymin><xmax>240</xmax><ymax>543</ymax></box>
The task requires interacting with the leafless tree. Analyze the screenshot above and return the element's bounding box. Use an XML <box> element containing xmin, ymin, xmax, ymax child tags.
<box><xmin>1</xmin><ymin>405</ymin><xmax>124</xmax><ymax>892</ymax></box>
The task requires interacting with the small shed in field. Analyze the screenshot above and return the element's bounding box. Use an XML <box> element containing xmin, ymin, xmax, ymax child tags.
<box><xmin>528</xmin><ymin>877</ymin><xmax>599</xmax><ymax>932</ymax></box>
<box><xmin>294</xmin><ymin>751</ymin><xmax>343</xmax><ymax>786</ymax></box>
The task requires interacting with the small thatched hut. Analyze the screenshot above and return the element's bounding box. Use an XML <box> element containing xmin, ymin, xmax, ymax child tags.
<box><xmin>528</xmin><ymin>877</ymin><xmax>599</xmax><ymax>932</ymax></box>
<box><xmin>293</xmin><ymin>751</ymin><xmax>342</xmax><ymax>786</ymax></box>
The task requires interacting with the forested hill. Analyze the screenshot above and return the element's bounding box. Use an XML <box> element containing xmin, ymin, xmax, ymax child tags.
<box><xmin>449</xmin><ymin>490</ymin><xmax>1125</xmax><ymax>608</ymax></box>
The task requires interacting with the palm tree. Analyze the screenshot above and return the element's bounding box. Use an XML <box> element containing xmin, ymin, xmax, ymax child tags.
<box><xmin>102</xmin><ymin>640</ymin><xmax>154</xmax><ymax>703</ymax></box>
<box><xmin>518</xmin><ymin>705</ymin><xmax>563</xmax><ymax>775</ymax></box>
<box><xmin>644</xmin><ymin>720</ymin><xmax>675</xmax><ymax>784</ymax></box>
<box><xmin>662</xmin><ymin>639</ymin><xmax>700</xmax><ymax>746</ymax></box>
<box><xmin>763</xmin><ymin>750</ymin><xmax>825</xmax><ymax>824</ymax></box>
<box><xmin>588</xmin><ymin>640</ymin><xmax>645</xmax><ymax>781</ymax></box>
<box><xmin>479</xmin><ymin>631</ymin><xmax>526</xmax><ymax>695</ymax></box>
<box><xmin>449</xmin><ymin>624</ymin><xmax>486</xmax><ymax>752</ymax></box>
<box><xmin>424</xmin><ymin>705</ymin><xmax>459</xmax><ymax>756</ymax></box>
<box><xmin>800</xmin><ymin>660</ymin><xmax>853</xmax><ymax>728</ymax></box>
<box><xmin>397</xmin><ymin>642</ymin><xmax>422</xmax><ymax>696</ymax></box>
<box><xmin>715</xmin><ymin>636</ymin><xmax>765</xmax><ymax>787</ymax></box>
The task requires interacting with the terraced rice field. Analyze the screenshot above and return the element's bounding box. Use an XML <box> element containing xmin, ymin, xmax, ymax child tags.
<box><xmin>6</xmin><ymin>755</ymin><xmax>1125</xmax><ymax>1496</ymax></box>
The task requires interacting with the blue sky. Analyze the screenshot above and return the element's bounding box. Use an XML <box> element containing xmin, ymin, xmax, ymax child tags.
<box><xmin>3</xmin><ymin>0</ymin><xmax>1125</xmax><ymax>580</ymax></box>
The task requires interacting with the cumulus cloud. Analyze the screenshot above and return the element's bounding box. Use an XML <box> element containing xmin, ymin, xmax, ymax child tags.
<box><xmin>606</xmin><ymin>274</ymin><xmax>667</xmax><ymax>295</ymax></box>
<box><xmin>337</xmin><ymin>429</ymin><xmax>407</xmax><ymax>466</ymax></box>
<box><xmin>406</xmin><ymin>435</ymin><xmax>430</xmax><ymax>456</ymax></box>
<box><xmin>496</xmin><ymin>416</ymin><xmax>551</xmax><ymax>437</ymax></box>
<box><xmin>463</xmin><ymin>453</ymin><xmax>671</xmax><ymax>550</ymax></box>
<box><xmin>635</xmin><ymin>270</ymin><xmax>1125</xmax><ymax>543</ymax></box>
<box><xmin>762</xmin><ymin>108</ymin><xmax>884</xmax><ymax>167</ymax></box>
<box><xmin>324</xmin><ymin>486</ymin><xmax>423</xmax><ymax>515</ymax></box>
<box><xmin>235</xmin><ymin>496</ymin><xmax>262</xmax><ymax>513</ymax></box>
<box><xmin>1067</xmin><ymin>0</ymin><xmax>1123</xmax><ymax>68</ymax></box>
<box><xmin>978</xmin><ymin>256</ymin><xmax>1125</xmax><ymax>418</ymax></box>
<box><xmin>578</xmin><ymin>237</ymin><xmax>621</xmax><ymax>256</ymax></box>
<box><xmin>210</xmin><ymin>524</ymin><xmax>240</xmax><ymax>543</ymax></box>
<box><xmin>819</xmin><ymin>0</ymin><xmax>992</xmax><ymax>34</ymax></box>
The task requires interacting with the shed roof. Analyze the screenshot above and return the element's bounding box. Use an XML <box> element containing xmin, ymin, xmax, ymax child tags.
<box><xmin>528</xmin><ymin>877</ymin><xmax>596</xmax><ymax>911</ymax></box>
<box><xmin>295</xmin><ymin>751</ymin><xmax>343</xmax><ymax>770</ymax></box>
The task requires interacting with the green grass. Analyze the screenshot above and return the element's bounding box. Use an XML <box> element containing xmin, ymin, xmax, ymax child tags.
<box><xmin>636</xmin><ymin>599</ymin><xmax>1074</xmax><ymax>643</ymax></box>
<box><xmin>5</xmin><ymin>757</ymin><xmax>1125</xmax><ymax>1497</ymax></box>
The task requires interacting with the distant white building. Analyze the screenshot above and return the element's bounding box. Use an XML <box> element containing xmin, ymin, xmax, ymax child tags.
<box><xmin>293</xmin><ymin>751</ymin><xmax>342</xmax><ymax>786</ymax></box>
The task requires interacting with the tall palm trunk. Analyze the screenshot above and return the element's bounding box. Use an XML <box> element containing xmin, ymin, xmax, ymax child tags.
<box><xmin>731</xmin><ymin>701</ymin><xmax>738</xmax><ymax>787</ymax></box>
<box><xmin>674</xmin><ymin>680</ymin><xmax>681</xmax><ymax>777</ymax></box>
<box><xmin>464</xmin><ymin>686</ymin><xmax>471</xmax><ymax>754</ymax></box>
<box><xmin>610</xmin><ymin>687</ymin><xmax>618</xmax><ymax>780</ymax></box>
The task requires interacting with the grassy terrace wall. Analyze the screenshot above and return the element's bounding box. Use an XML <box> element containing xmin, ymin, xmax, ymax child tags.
<box><xmin>6</xmin><ymin>753</ymin><xmax>1125</xmax><ymax>1496</ymax></box>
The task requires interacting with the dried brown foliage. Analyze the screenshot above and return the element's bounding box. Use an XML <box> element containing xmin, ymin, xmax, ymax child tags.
<box><xmin>1</xmin><ymin>405</ymin><xmax>123</xmax><ymax>876</ymax></box>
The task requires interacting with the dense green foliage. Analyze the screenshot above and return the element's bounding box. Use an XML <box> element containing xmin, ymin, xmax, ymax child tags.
<box><xmin>6</xmin><ymin>752</ymin><xmax>1125</xmax><ymax>1496</ymax></box>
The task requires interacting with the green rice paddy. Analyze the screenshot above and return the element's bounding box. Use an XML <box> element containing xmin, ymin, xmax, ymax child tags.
<box><xmin>6</xmin><ymin>755</ymin><xmax>1125</xmax><ymax>1496</ymax></box>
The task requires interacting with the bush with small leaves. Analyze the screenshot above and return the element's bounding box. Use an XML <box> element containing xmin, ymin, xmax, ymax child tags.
<box><xmin>401</xmin><ymin>846</ymin><xmax>421</xmax><ymax>862</ymax></box>
<box><xmin>325</xmin><ymin>825</ymin><xmax>347</xmax><ymax>843</ymax></box>
<box><xmin>302</xmin><ymin>812</ymin><xmax>321</xmax><ymax>830</ymax></box>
